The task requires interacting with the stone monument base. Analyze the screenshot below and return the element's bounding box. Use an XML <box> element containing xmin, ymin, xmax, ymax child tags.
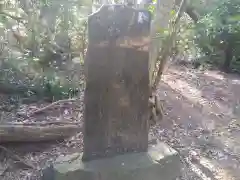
<box><xmin>42</xmin><ymin>142</ymin><xmax>181</xmax><ymax>180</ymax></box>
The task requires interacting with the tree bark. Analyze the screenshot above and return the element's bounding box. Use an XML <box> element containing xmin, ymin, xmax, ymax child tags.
<box><xmin>223</xmin><ymin>43</ymin><xmax>233</xmax><ymax>73</ymax></box>
<box><xmin>152</xmin><ymin>0</ymin><xmax>187</xmax><ymax>91</ymax></box>
<box><xmin>175</xmin><ymin>0</ymin><xmax>199</xmax><ymax>22</ymax></box>
<box><xmin>185</xmin><ymin>6</ymin><xmax>199</xmax><ymax>23</ymax></box>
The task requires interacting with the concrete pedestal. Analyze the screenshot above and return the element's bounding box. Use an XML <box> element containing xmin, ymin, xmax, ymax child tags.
<box><xmin>42</xmin><ymin>142</ymin><xmax>182</xmax><ymax>180</ymax></box>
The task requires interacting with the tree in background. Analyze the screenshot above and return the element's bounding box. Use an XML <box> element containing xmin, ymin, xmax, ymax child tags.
<box><xmin>193</xmin><ymin>0</ymin><xmax>240</xmax><ymax>72</ymax></box>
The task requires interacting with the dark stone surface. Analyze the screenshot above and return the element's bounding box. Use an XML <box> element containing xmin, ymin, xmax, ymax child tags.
<box><xmin>83</xmin><ymin>5</ymin><xmax>151</xmax><ymax>161</ymax></box>
<box><xmin>88</xmin><ymin>5</ymin><xmax>151</xmax><ymax>46</ymax></box>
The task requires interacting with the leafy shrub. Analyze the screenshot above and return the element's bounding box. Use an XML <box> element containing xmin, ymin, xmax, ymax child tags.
<box><xmin>0</xmin><ymin>0</ymin><xmax>88</xmax><ymax>102</ymax></box>
<box><xmin>193</xmin><ymin>0</ymin><xmax>240</xmax><ymax>72</ymax></box>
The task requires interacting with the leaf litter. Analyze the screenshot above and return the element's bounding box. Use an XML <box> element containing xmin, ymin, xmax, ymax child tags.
<box><xmin>1</xmin><ymin>64</ymin><xmax>240</xmax><ymax>179</ymax></box>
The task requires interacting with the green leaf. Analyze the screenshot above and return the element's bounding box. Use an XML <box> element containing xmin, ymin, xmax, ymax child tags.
<box><xmin>0</xmin><ymin>15</ymin><xmax>7</xmax><ymax>24</ymax></box>
<box><xmin>170</xmin><ymin>10</ymin><xmax>176</xmax><ymax>16</ymax></box>
<box><xmin>157</xmin><ymin>27</ymin><xmax>168</xmax><ymax>34</ymax></box>
<box><xmin>152</xmin><ymin>0</ymin><xmax>157</xmax><ymax>4</ymax></box>
<box><xmin>227</xmin><ymin>15</ymin><xmax>240</xmax><ymax>22</ymax></box>
<box><xmin>41</xmin><ymin>0</ymin><xmax>49</xmax><ymax>6</ymax></box>
<box><xmin>163</xmin><ymin>30</ymin><xmax>170</xmax><ymax>36</ymax></box>
<box><xmin>148</xmin><ymin>5</ymin><xmax>156</xmax><ymax>15</ymax></box>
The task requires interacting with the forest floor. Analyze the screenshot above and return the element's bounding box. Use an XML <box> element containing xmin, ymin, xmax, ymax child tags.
<box><xmin>156</xmin><ymin>64</ymin><xmax>240</xmax><ymax>180</ymax></box>
<box><xmin>1</xmin><ymin>64</ymin><xmax>240</xmax><ymax>180</ymax></box>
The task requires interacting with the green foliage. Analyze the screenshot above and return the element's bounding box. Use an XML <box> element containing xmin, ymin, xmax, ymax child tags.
<box><xmin>193</xmin><ymin>0</ymin><xmax>240</xmax><ymax>71</ymax></box>
<box><xmin>147</xmin><ymin>4</ymin><xmax>156</xmax><ymax>15</ymax></box>
<box><xmin>41</xmin><ymin>74</ymin><xmax>80</xmax><ymax>101</ymax></box>
<box><xmin>0</xmin><ymin>0</ymin><xmax>89</xmax><ymax>101</ymax></box>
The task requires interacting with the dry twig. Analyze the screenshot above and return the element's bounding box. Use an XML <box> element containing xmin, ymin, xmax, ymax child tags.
<box><xmin>0</xmin><ymin>145</ymin><xmax>35</xmax><ymax>169</ymax></box>
<box><xmin>18</xmin><ymin>98</ymin><xmax>77</xmax><ymax>118</ymax></box>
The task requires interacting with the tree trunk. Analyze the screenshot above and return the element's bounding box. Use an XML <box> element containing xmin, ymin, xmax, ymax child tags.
<box><xmin>149</xmin><ymin>0</ymin><xmax>176</xmax><ymax>87</ymax></box>
<box><xmin>152</xmin><ymin>0</ymin><xmax>187</xmax><ymax>91</ymax></box>
<box><xmin>223</xmin><ymin>43</ymin><xmax>233</xmax><ymax>73</ymax></box>
<box><xmin>185</xmin><ymin>6</ymin><xmax>199</xmax><ymax>23</ymax></box>
<box><xmin>175</xmin><ymin>0</ymin><xmax>199</xmax><ymax>23</ymax></box>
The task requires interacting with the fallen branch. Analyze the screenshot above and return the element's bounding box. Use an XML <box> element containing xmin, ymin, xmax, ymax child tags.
<box><xmin>18</xmin><ymin>98</ymin><xmax>77</xmax><ymax>118</ymax></box>
<box><xmin>0</xmin><ymin>122</ymin><xmax>82</xmax><ymax>143</ymax></box>
<box><xmin>0</xmin><ymin>11</ymin><xmax>24</xmax><ymax>23</ymax></box>
<box><xmin>6</xmin><ymin>121</ymin><xmax>80</xmax><ymax>126</ymax></box>
<box><xmin>0</xmin><ymin>145</ymin><xmax>35</xmax><ymax>169</ymax></box>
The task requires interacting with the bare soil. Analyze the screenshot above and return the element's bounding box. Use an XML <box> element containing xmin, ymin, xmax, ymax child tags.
<box><xmin>1</xmin><ymin>64</ymin><xmax>240</xmax><ymax>180</ymax></box>
<box><xmin>155</xmin><ymin>64</ymin><xmax>240</xmax><ymax>180</ymax></box>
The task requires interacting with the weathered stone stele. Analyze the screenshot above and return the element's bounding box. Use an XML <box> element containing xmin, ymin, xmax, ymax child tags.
<box><xmin>41</xmin><ymin>4</ymin><xmax>182</xmax><ymax>180</ymax></box>
<box><xmin>82</xmin><ymin>5</ymin><xmax>152</xmax><ymax>161</ymax></box>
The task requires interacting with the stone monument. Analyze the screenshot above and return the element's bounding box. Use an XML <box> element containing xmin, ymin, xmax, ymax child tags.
<box><xmin>42</xmin><ymin>4</ymin><xmax>181</xmax><ymax>180</ymax></box>
<box><xmin>83</xmin><ymin>4</ymin><xmax>150</xmax><ymax>161</ymax></box>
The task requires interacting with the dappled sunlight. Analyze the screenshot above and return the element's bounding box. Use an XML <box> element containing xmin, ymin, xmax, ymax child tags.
<box><xmin>163</xmin><ymin>66</ymin><xmax>235</xmax><ymax>120</ymax></box>
<box><xmin>164</xmin><ymin>76</ymin><xmax>207</xmax><ymax>105</ymax></box>
<box><xmin>181</xmin><ymin>150</ymin><xmax>237</xmax><ymax>180</ymax></box>
<box><xmin>198</xmin><ymin>156</ymin><xmax>236</xmax><ymax>180</ymax></box>
<box><xmin>199</xmin><ymin>156</ymin><xmax>215</xmax><ymax>172</ymax></box>
<box><xmin>157</xmin><ymin>65</ymin><xmax>240</xmax><ymax>180</ymax></box>
<box><xmin>183</xmin><ymin>151</ymin><xmax>219</xmax><ymax>180</ymax></box>
<box><xmin>162</xmin><ymin>77</ymin><xmax>233</xmax><ymax>129</ymax></box>
<box><xmin>203</xmin><ymin>71</ymin><xmax>226</xmax><ymax>81</ymax></box>
<box><xmin>213</xmin><ymin>132</ymin><xmax>240</xmax><ymax>158</ymax></box>
<box><xmin>0</xmin><ymin>0</ymin><xmax>239</xmax><ymax>179</ymax></box>
<box><xmin>231</xmin><ymin>79</ymin><xmax>240</xmax><ymax>85</ymax></box>
<box><xmin>186</xmin><ymin>160</ymin><xmax>212</xmax><ymax>180</ymax></box>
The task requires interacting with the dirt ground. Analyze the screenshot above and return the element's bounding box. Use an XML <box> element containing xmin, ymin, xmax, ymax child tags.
<box><xmin>155</xmin><ymin>64</ymin><xmax>240</xmax><ymax>180</ymax></box>
<box><xmin>1</xmin><ymin>64</ymin><xmax>240</xmax><ymax>180</ymax></box>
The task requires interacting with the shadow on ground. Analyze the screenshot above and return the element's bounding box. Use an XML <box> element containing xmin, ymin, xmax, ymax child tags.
<box><xmin>153</xmin><ymin>65</ymin><xmax>240</xmax><ymax>180</ymax></box>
